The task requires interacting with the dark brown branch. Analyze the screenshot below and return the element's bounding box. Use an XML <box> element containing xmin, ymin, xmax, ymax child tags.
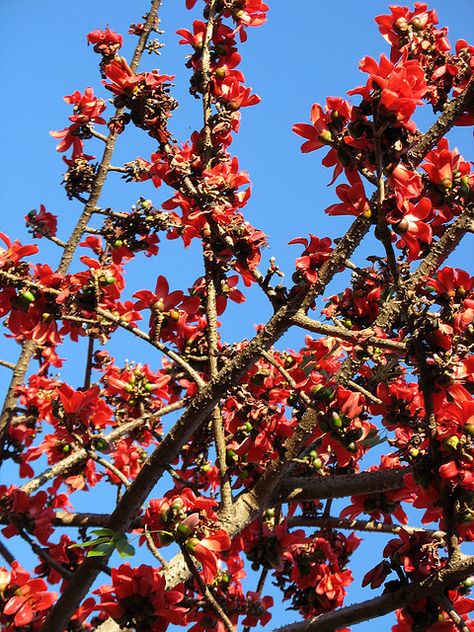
<box><xmin>273</xmin><ymin>466</ymin><xmax>410</xmax><ymax>505</ymax></box>
<box><xmin>0</xmin><ymin>539</ymin><xmax>15</xmax><ymax>565</ymax></box>
<box><xmin>83</xmin><ymin>335</ymin><xmax>94</xmax><ymax>390</ymax></box>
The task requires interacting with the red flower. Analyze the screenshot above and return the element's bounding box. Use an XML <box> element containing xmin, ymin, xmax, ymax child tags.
<box><xmin>25</xmin><ymin>204</ymin><xmax>58</xmax><ymax>239</ymax></box>
<box><xmin>51</xmin><ymin>87</ymin><xmax>106</xmax><ymax>157</ymax></box>
<box><xmin>388</xmin><ymin>163</ymin><xmax>423</xmax><ymax>209</ymax></box>
<box><xmin>292</xmin><ymin>103</ymin><xmax>333</xmax><ymax>153</ymax></box>
<box><xmin>325</xmin><ymin>171</ymin><xmax>371</xmax><ymax>217</ymax></box>
<box><xmin>185</xmin><ymin>528</ymin><xmax>232</xmax><ymax>583</ymax></box>
<box><xmin>0</xmin><ymin>233</ymin><xmax>38</xmax><ymax>269</ymax></box>
<box><xmin>144</xmin><ymin>489</ymin><xmax>231</xmax><ymax>582</ymax></box>
<box><xmin>1</xmin><ymin>488</ymin><xmax>54</xmax><ymax>545</ymax></box>
<box><xmin>58</xmin><ymin>383</ymin><xmax>113</xmax><ymax>428</ymax></box>
<box><xmin>0</xmin><ymin>562</ymin><xmax>56</xmax><ymax>628</ymax></box>
<box><xmin>421</xmin><ymin>138</ymin><xmax>472</xmax><ymax>203</ymax></box>
<box><xmin>133</xmin><ymin>275</ymin><xmax>200</xmax><ymax>339</ymax></box>
<box><xmin>241</xmin><ymin>592</ymin><xmax>274</xmax><ymax>627</ymax></box>
<box><xmin>289</xmin><ymin>234</ymin><xmax>333</xmax><ymax>283</ymax></box>
<box><xmin>388</xmin><ymin>196</ymin><xmax>433</xmax><ymax>261</ymax></box>
<box><xmin>96</xmin><ymin>563</ymin><xmax>187</xmax><ymax>632</ymax></box>
<box><xmin>177</xmin><ymin>20</ymin><xmax>207</xmax><ymax>50</ymax></box>
<box><xmin>229</xmin><ymin>1</ymin><xmax>269</xmax><ymax>28</ymax></box>
<box><xmin>65</xmin><ymin>87</ymin><xmax>107</xmax><ymax>126</ymax></box>
<box><xmin>376</xmin><ymin>4</ymin><xmax>442</xmax><ymax>60</ymax></box>
<box><xmin>428</xmin><ymin>266</ymin><xmax>474</xmax><ymax>302</ymax></box>
<box><xmin>103</xmin><ymin>57</ymin><xmax>174</xmax><ymax>98</ymax></box>
<box><xmin>215</xmin><ymin>76</ymin><xmax>260</xmax><ymax>110</ymax></box>
<box><xmin>87</xmin><ymin>27</ymin><xmax>123</xmax><ymax>56</ymax></box>
<box><xmin>349</xmin><ymin>53</ymin><xmax>427</xmax><ymax>130</ymax></box>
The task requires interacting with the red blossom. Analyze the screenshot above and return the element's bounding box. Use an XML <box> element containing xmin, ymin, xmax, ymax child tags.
<box><xmin>87</xmin><ymin>27</ymin><xmax>123</xmax><ymax>56</ymax></box>
<box><xmin>289</xmin><ymin>234</ymin><xmax>333</xmax><ymax>284</ymax></box>
<box><xmin>293</xmin><ymin>103</ymin><xmax>334</xmax><ymax>153</ymax></box>
<box><xmin>388</xmin><ymin>196</ymin><xmax>433</xmax><ymax>261</ymax></box>
<box><xmin>0</xmin><ymin>562</ymin><xmax>56</xmax><ymax>628</ymax></box>
<box><xmin>349</xmin><ymin>53</ymin><xmax>427</xmax><ymax>130</ymax></box>
<box><xmin>96</xmin><ymin>564</ymin><xmax>187</xmax><ymax>631</ymax></box>
<box><xmin>1</xmin><ymin>488</ymin><xmax>54</xmax><ymax>545</ymax></box>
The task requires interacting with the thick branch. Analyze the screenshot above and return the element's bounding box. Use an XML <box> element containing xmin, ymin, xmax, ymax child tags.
<box><xmin>273</xmin><ymin>555</ymin><xmax>474</xmax><ymax>632</ymax></box>
<box><xmin>162</xmin><ymin>466</ymin><xmax>411</xmax><ymax>587</ymax></box>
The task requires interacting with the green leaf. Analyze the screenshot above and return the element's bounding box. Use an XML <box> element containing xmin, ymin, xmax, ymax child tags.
<box><xmin>91</xmin><ymin>528</ymin><xmax>116</xmax><ymax>537</ymax></box>
<box><xmin>115</xmin><ymin>536</ymin><xmax>135</xmax><ymax>559</ymax></box>
<box><xmin>361</xmin><ymin>430</ymin><xmax>387</xmax><ymax>448</ymax></box>
<box><xmin>86</xmin><ymin>542</ymin><xmax>115</xmax><ymax>557</ymax></box>
<box><xmin>77</xmin><ymin>537</ymin><xmax>111</xmax><ymax>548</ymax></box>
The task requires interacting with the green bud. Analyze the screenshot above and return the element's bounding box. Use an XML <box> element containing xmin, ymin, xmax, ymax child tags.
<box><xmin>176</xmin><ymin>523</ymin><xmax>193</xmax><ymax>539</ymax></box>
<box><xmin>330</xmin><ymin>412</ymin><xmax>343</xmax><ymax>429</ymax></box>
<box><xmin>444</xmin><ymin>435</ymin><xmax>460</xmax><ymax>450</ymax></box>
<box><xmin>20</xmin><ymin>290</ymin><xmax>35</xmax><ymax>303</ymax></box>
<box><xmin>93</xmin><ymin>438</ymin><xmax>110</xmax><ymax>453</ymax></box>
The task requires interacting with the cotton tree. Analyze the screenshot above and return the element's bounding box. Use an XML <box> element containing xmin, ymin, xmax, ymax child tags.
<box><xmin>0</xmin><ymin>1</ymin><xmax>473</xmax><ymax>631</ymax></box>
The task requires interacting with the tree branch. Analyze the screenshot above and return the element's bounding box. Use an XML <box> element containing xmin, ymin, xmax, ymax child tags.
<box><xmin>272</xmin><ymin>555</ymin><xmax>474</xmax><ymax>632</ymax></box>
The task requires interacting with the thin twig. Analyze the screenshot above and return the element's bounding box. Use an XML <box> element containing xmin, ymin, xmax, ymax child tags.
<box><xmin>433</xmin><ymin>593</ymin><xmax>472</xmax><ymax>632</ymax></box>
<box><xmin>144</xmin><ymin>525</ymin><xmax>169</xmax><ymax>568</ymax></box>
<box><xmin>0</xmin><ymin>539</ymin><xmax>15</xmax><ymax>565</ymax></box>
<box><xmin>181</xmin><ymin>546</ymin><xmax>235</xmax><ymax>632</ymax></box>
<box><xmin>261</xmin><ymin>349</ymin><xmax>312</xmax><ymax>407</ymax></box>
<box><xmin>0</xmin><ymin>359</ymin><xmax>15</xmax><ymax>371</ymax></box>
<box><xmin>88</xmin><ymin>127</ymin><xmax>109</xmax><ymax>143</ymax></box>
<box><xmin>287</xmin><ymin>515</ymin><xmax>444</xmax><ymax>539</ymax></box>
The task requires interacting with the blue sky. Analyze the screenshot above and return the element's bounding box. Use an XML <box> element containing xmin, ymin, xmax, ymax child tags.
<box><xmin>0</xmin><ymin>1</ymin><xmax>473</xmax><ymax>630</ymax></box>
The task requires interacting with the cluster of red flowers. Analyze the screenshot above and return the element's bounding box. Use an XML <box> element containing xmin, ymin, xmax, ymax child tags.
<box><xmin>51</xmin><ymin>87</ymin><xmax>107</xmax><ymax>158</ymax></box>
<box><xmin>0</xmin><ymin>1</ymin><xmax>472</xmax><ymax>631</ymax></box>
<box><xmin>0</xmin><ymin>563</ymin><xmax>57</xmax><ymax>629</ymax></box>
<box><xmin>364</xmin><ymin>530</ymin><xmax>474</xmax><ymax>630</ymax></box>
<box><xmin>293</xmin><ymin>3</ymin><xmax>473</xmax><ymax>264</ymax></box>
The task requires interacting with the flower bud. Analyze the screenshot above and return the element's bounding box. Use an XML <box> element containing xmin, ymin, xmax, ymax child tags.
<box><xmin>393</xmin><ymin>218</ymin><xmax>409</xmax><ymax>234</ymax></box>
<box><xmin>318</xmin><ymin>129</ymin><xmax>333</xmax><ymax>143</ymax></box>
<box><xmin>20</xmin><ymin>290</ymin><xmax>36</xmax><ymax>303</ymax></box>
<box><xmin>444</xmin><ymin>435</ymin><xmax>460</xmax><ymax>450</ymax></box>
<box><xmin>185</xmin><ymin>537</ymin><xmax>201</xmax><ymax>551</ymax></box>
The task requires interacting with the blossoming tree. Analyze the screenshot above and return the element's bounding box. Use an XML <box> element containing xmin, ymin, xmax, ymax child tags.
<box><xmin>0</xmin><ymin>1</ymin><xmax>473</xmax><ymax>631</ymax></box>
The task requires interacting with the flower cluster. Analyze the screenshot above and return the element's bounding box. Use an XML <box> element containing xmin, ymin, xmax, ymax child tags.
<box><xmin>143</xmin><ymin>488</ymin><xmax>231</xmax><ymax>582</ymax></box>
<box><xmin>103</xmin><ymin>57</ymin><xmax>177</xmax><ymax>141</ymax></box>
<box><xmin>0</xmin><ymin>2</ymin><xmax>472</xmax><ymax>631</ymax></box>
<box><xmin>0</xmin><ymin>562</ymin><xmax>57</xmax><ymax>629</ymax></box>
<box><xmin>364</xmin><ymin>530</ymin><xmax>474</xmax><ymax>630</ymax></box>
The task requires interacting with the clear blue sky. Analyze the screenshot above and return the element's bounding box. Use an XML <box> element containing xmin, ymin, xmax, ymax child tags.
<box><xmin>1</xmin><ymin>1</ymin><xmax>473</xmax><ymax>630</ymax></box>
